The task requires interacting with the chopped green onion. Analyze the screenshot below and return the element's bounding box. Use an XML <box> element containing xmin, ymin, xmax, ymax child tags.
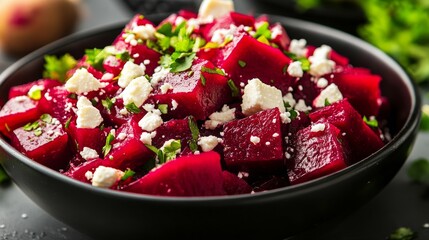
<box><xmin>201</xmin><ymin>66</ymin><xmax>225</xmax><ymax>76</ymax></box>
<box><xmin>125</xmin><ymin>102</ymin><xmax>141</xmax><ymax>114</ymax></box>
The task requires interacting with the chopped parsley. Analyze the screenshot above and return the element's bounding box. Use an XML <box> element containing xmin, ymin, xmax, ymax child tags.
<box><xmin>121</xmin><ymin>169</ymin><xmax>136</xmax><ymax>181</ymax></box>
<box><xmin>201</xmin><ymin>66</ymin><xmax>225</xmax><ymax>76</ymax></box>
<box><xmin>85</xmin><ymin>48</ymin><xmax>108</xmax><ymax>70</ymax></box>
<box><xmin>23</xmin><ymin>121</ymin><xmax>40</xmax><ymax>131</ymax></box>
<box><xmin>158</xmin><ymin>104</ymin><xmax>168</xmax><ymax>114</ymax></box>
<box><xmin>388</xmin><ymin>227</ymin><xmax>416</xmax><ymax>240</ymax></box>
<box><xmin>363</xmin><ymin>116</ymin><xmax>379</xmax><ymax>128</ymax></box>
<box><xmin>102</xmin><ymin>97</ymin><xmax>115</xmax><ymax>111</ymax></box>
<box><xmin>102</xmin><ymin>133</ymin><xmax>115</xmax><ymax>157</ymax></box>
<box><xmin>145</xmin><ymin>139</ymin><xmax>181</xmax><ymax>164</ymax></box>
<box><xmin>188</xmin><ymin>116</ymin><xmax>200</xmax><ymax>152</ymax></box>
<box><xmin>200</xmin><ymin>75</ymin><xmax>206</xmax><ymax>86</ymax></box>
<box><xmin>161</xmin><ymin>52</ymin><xmax>196</xmax><ymax>73</ymax></box>
<box><xmin>43</xmin><ymin>54</ymin><xmax>77</xmax><ymax>83</ymax></box>
<box><xmin>64</xmin><ymin>116</ymin><xmax>72</xmax><ymax>129</ymax></box>
<box><xmin>254</xmin><ymin>22</ymin><xmax>272</xmax><ymax>40</ymax></box>
<box><xmin>407</xmin><ymin>158</ymin><xmax>429</xmax><ymax>184</ymax></box>
<box><xmin>238</xmin><ymin>60</ymin><xmax>247</xmax><ymax>68</ymax></box>
<box><xmin>324</xmin><ymin>98</ymin><xmax>331</xmax><ymax>106</ymax></box>
<box><xmin>28</xmin><ymin>88</ymin><xmax>42</xmax><ymax>100</ymax></box>
<box><xmin>227</xmin><ymin>79</ymin><xmax>239</xmax><ymax>97</ymax></box>
<box><xmin>125</xmin><ymin>102</ymin><xmax>141</xmax><ymax>114</ymax></box>
<box><xmin>40</xmin><ymin>114</ymin><xmax>52</xmax><ymax>124</ymax></box>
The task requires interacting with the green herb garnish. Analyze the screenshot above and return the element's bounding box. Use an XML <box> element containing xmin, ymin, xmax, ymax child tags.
<box><xmin>102</xmin><ymin>97</ymin><xmax>114</xmax><ymax>111</ymax></box>
<box><xmin>64</xmin><ymin>116</ymin><xmax>72</xmax><ymax>129</ymax></box>
<box><xmin>363</xmin><ymin>116</ymin><xmax>379</xmax><ymax>128</ymax></box>
<box><xmin>161</xmin><ymin>140</ymin><xmax>181</xmax><ymax>163</ymax></box>
<box><xmin>121</xmin><ymin>169</ymin><xmax>136</xmax><ymax>181</ymax></box>
<box><xmin>200</xmin><ymin>75</ymin><xmax>206</xmax><ymax>86</ymax></box>
<box><xmin>227</xmin><ymin>79</ymin><xmax>239</xmax><ymax>97</ymax></box>
<box><xmin>23</xmin><ymin>121</ymin><xmax>40</xmax><ymax>131</ymax></box>
<box><xmin>201</xmin><ymin>66</ymin><xmax>225</xmax><ymax>76</ymax></box>
<box><xmin>238</xmin><ymin>60</ymin><xmax>247</xmax><ymax>68</ymax></box>
<box><xmin>28</xmin><ymin>87</ymin><xmax>42</xmax><ymax>100</ymax></box>
<box><xmin>125</xmin><ymin>102</ymin><xmax>141</xmax><ymax>114</ymax></box>
<box><xmin>43</xmin><ymin>54</ymin><xmax>77</xmax><ymax>83</ymax></box>
<box><xmin>40</xmin><ymin>114</ymin><xmax>52</xmax><ymax>124</ymax></box>
<box><xmin>187</xmin><ymin>116</ymin><xmax>200</xmax><ymax>152</ymax></box>
<box><xmin>254</xmin><ymin>22</ymin><xmax>272</xmax><ymax>40</ymax></box>
<box><xmin>103</xmin><ymin>133</ymin><xmax>115</xmax><ymax>157</ymax></box>
<box><xmin>324</xmin><ymin>98</ymin><xmax>331</xmax><ymax>106</ymax></box>
<box><xmin>85</xmin><ymin>48</ymin><xmax>109</xmax><ymax>70</ymax></box>
<box><xmin>158</xmin><ymin>104</ymin><xmax>168</xmax><ymax>114</ymax></box>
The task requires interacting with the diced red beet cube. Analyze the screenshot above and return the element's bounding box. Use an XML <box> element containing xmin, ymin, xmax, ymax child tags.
<box><xmin>8</xmin><ymin>79</ymin><xmax>61</xmax><ymax>99</ymax></box>
<box><xmin>218</xmin><ymin>33</ymin><xmax>293</xmax><ymax>94</ymax></box>
<box><xmin>151</xmin><ymin>59</ymin><xmax>231</xmax><ymax>120</ymax></box>
<box><xmin>103</xmin><ymin>55</ymin><xmax>126</xmax><ymax>76</ymax></box>
<box><xmin>222</xmin><ymin>171</ymin><xmax>252</xmax><ymax>195</ymax></box>
<box><xmin>201</xmin><ymin>12</ymin><xmax>255</xmax><ymax>40</ymax></box>
<box><xmin>151</xmin><ymin>119</ymin><xmax>193</xmax><ymax>151</ymax></box>
<box><xmin>270</xmin><ymin>23</ymin><xmax>290</xmax><ymax>50</ymax></box>
<box><xmin>332</xmin><ymin>69</ymin><xmax>382</xmax><ymax>117</ymax></box>
<box><xmin>129</xmin><ymin>44</ymin><xmax>161</xmax><ymax>76</ymax></box>
<box><xmin>330</xmin><ymin>50</ymin><xmax>349</xmax><ymax>66</ymax></box>
<box><xmin>178</xmin><ymin>10</ymin><xmax>197</xmax><ymax>19</ymax></box>
<box><xmin>67</xmin><ymin>121</ymin><xmax>106</xmax><ymax>154</ymax></box>
<box><xmin>0</xmin><ymin>96</ymin><xmax>40</xmax><ymax>136</ymax></box>
<box><xmin>38</xmin><ymin>86</ymin><xmax>76</xmax><ymax>123</ymax></box>
<box><xmin>223</xmin><ymin>108</ymin><xmax>284</xmax><ymax>172</ymax></box>
<box><xmin>288</xmin><ymin>123</ymin><xmax>347</xmax><ymax>185</ymax></box>
<box><xmin>309</xmin><ymin>99</ymin><xmax>384</xmax><ymax>164</ymax></box>
<box><xmin>11</xmin><ymin>117</ymin><xmax>69</xmax><ymax>170</ymax></box>
<box><xmin>64</xmin><ymin>158</ymin><xmax>104</xmax><ymax>183</ymax></box>
<box><xmin>123</xmin><ymin>151</ymin><xmax>225</xmax><ymax>197</ymax></box>
<box><xmin>292</xmin><ymin>73</ymin><xmax>321</xmax><ymax>106</ymax></box>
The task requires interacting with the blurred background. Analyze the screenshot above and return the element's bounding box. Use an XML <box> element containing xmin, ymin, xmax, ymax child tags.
<box><xmin>0</xmin><ymin>0</ymin><xmax>428</xmax><ymax>239</ymax></box>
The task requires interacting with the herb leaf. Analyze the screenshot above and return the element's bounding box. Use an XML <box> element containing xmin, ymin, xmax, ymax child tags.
<box><xmin>201</xmin><ymin>66</ymin><xmax>225</xmax><ymax>76</ymax></box>
<box><xmin>43</xmin><ymin>54</ymin><xmax>77</xmax><ymax>83</ymax></box>
<box><xmin>363</xmin><ymin>116</ymin><xmax>379</xmax><ymax>128</ymax></box>
<box><xmin>227</xmin><ymin>79</ymin><xmax>239</xmax><ymax>97</ymax></box>
<box><xmin>187</xmin><ymin>116</ymin><xmax>200</xmax><ymax>152</ymax></box>
<box><xmin>125</xmin><ymin>102</ymin><xmax>141</xmax><ymax>114</ymax></box>
<box><xmin>85</xmin><ymin>48</ymin><xmax>108</xmax><ymax>70</ymax></box>
<box><xmin>102</xmin><ymin>97</ymin><xmax>114</xmax><ymax>111</ymax></box>
<box><xmin>254</xmin><ymin>22</ymin><xmax>272</xmax><ymax>40</ymax></box>
<box><xmin>238</xmin><ymin>60</ymin><xmax>247</xmax><ymax>68</ymax></box>
<box><xmin>121</xmin><ymin>169</ymin><xmax>136</xmax><ymax>181</ymax></box>
<box><xmin>103</xmin><ymin>133</ymin><xmax>115</xmax><ymax>157</ymax></box>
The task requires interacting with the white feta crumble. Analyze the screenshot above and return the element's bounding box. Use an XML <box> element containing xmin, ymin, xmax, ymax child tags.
<box><xmin>65</xmin><ymin>68</ymin><xmax>102</xmax><ymax>94</ymax></box>
<box><xmin>309</xmin><ymin>45</ymin><xmax>336</xmax><ymax>77</ymax></box>
<box><xmin>211</xmin><ymin>24</ymin><xmax>237</xmax><ymax>44</ymax></box>
<box><xmin>139</xmin><ymin>112</ymin><xmax>163</xmax><ymax>132</ymax></box>
<box><xmin>250</xmin><ymin>136</ymin><xmax>261</xmax><ymax>145</ymax></box>
<box><xmin>313</xmin><ymin>83</ymin><xmax>343</xmax><ymax>108</ymax></box>
<box><xmin>140</xmin><ymin>132</ymin><xmax>153</xmax><ymax>145</ymax></box>
<box><xmin>312</xmin><ymin>45</ymin><xmax>332</xmax><ymax>59</ymax></box>
<box><xmin>171</xmin><ymin>99</ymin><xmax>178</xmax><ymax>110</ymax></box>
<box><xmin>118</xmin><ymin>61</ymin><xmax>146</xmax><ymax>88</ymax></box>
<box><xmin>119</xmin><ymin>108</ymin><xmax>129</xmax><ymax>116</ymax></box>
<box><xmin>91</xmin><ymin>166</ymin><xmax>124</xmax><ymax>188</ymax></box>
<box><xmin>119</xmin><ymin>76</ymin><xmax>152</xmax><ymax>108</ymax></box>
<box><xmin>204</xmin><ymin>104</ymin><xmax>236</xmax><ymax>130</ymax></box>
<box><xmin>265</xmin><ymin>141</ymin><xmax>271</xmax><ymax>146</ymax></box>
<box><xmin>160</xmin><ymin>82</ymin><xmax>173</xmax><ymax>94</ymax></box>
<box><xmin>197</xmin><ymin>135</ymin><xmax>219</xmax><ymax>152</ymax></box>
<box><xmin>143</xmin><ymin>59</ymin><xmax>151</xmax><ymax>65</ymax></box>
<box><xmin>175</xmin><ymin>16</ymin><xmax>186</xmax><ymax>26</ymax></box>
<box><xmin>280</xmin><ymin>111</ymin><xmax>292</xmax><ymax>124</ymax></box>
<box><xmin>311</xmin><ymin>123</ymin><xmax>326</xmax><ymax>132</ymax></box>
<box><xmin>316</xmin><ymin>77</ymin><xmax>329</xmax><ymax>88</ymax></box>
<box><xmin>272</xmin><ymin>133</ymin><xmax>279</xmax><ymax>137</ymax></box>
<box><xmin>117</xmin><ymin>133</ymin><xmax>127</xmax><ymax>141</ymax></box>
<box><xmin>28</xmin><ymin>85</ymin><xmax>44</xmax><ymax>97</ymax></box>
<box><xmin>282</xmin><ymin>93</ymin><xmax>297</xmax><ymax>108</ymax></box>
<box><xmin>289</xmin><ymin>39</ymin><xmax>307</xmax><ymax>58</ymax></box>
<box><xmin>76</xmin><ymin>96</ymin><xmax>103</xmax><ymax>128</ymax></box>
<box><xmin>287</xmin><ymin>61</ymin><xmax>303</xmax><ymax>78</ymax></box>
<box><xmin>85</xmin><ymin>171</ymin><xmax>93</xmax><ymax>181</ymax></box>
<box><xmin>198</xmin><ymin>0</ymin><xmax>234</xmax><ymax>22</ymax></box>
<box><xmin>294</xmin><ymin>99</ymin><xmax>312</xmax><ymax>112</ymax></box>
<box><xmin>132</xmin><ymin>24</ymin><xmax>156</xmax><ymax>40</ymax></box>
<box><xmin>133</xmin><ymin>53</ymin><xmax>140</xmax><ymax>58</ymax></box>
<box><xmin>271</xmin><ymin>24</ymin><xmax>283</xmax><ymax>39</ymax></box>
<box><xmin>151</xmin><ymin>67</ymin><xmax>171</xmax><ymax>87</ymax></box>
<box><xmin>80</xmin><ymin>147</ymin><xmax>99</xmax><ymax>160</ymax></box>
<box><xmin>241</xmin><ymin>78</ymin><xmax>285</xmax><ymax>116</ymax></box>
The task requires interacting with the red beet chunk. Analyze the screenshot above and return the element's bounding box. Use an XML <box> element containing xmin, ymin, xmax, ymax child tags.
<box><xmin>219</xmin><ymin>33</ymin><xmax>293</xmax><ymax>94</ymax></box>
<box><xmin>332</xmin><ymin>68</ymin><xmax>382</xmax><ymax>117</ymax></box>
<box><xmin>65</xmin><ymin>158</ymin><xmax>104</xmax><ymax>183</ymax></box>
<box><xmin>11</xmin><ymin>117</ymin><xmax>69</xmax><ymax>170</ymax></box>
<box><xmin>292</xmin><ymin>73</ymin><xmax>321</xmax><ymax>106</ymax></box>
<box><xmin>270</xmin><ymin>23</ymin><xmax>290</xmax><ymax>50</ymax></box>
<box><xmin>0</xmin><ymin>96</ymin><xmax>40</xmax><ymax>136</ymax></box>
<box><xmin>151</xmin><ymin>59</ymin><xmax>231</xmax><ymax>120</ymax></box>
<box><xmin>38</xmin><ymin>86</ymin><xmax>76</xmax><ymax>123</ymax></box>
<box><xmin>222</xmin><ymin>171</ymin><xmax>252</xmax><ymax>195</ymax></box>
<box><xmin>8</xmin><ymin>79</ymin><xmax>61</xmax><ymax>99</ymax></box>
<box><xmin>223</xmin><ymin>108</ymin><xmax>284</xmax><ymax>172</ymax></box>
<box><xmin>68</xmin><ymin>121</ymin><xmax>106</xmax><ymax>154</ymax></box>
<box><xmin>288</xmin><ymin>123</ymin><xmax>347</xmax><ymax>185</ymax></box>
<box><xmin>201</xmin><ymin>12</ymin><xmax>255</xmax><ymax>40</ymax></box>
<box><xmin>105</xmin><ymin>121</ymin><xmax>153</xmax><ymax>170</ymax></box>
<box><xmin>124</xmin><ymin>151</ymin><xmax>225</xmax><ymax>197</ymax></box>
<box><xmin>151</xmin><ymin>119</ymin><xmax>193</xmax><ymax>151</ymax></box>
<box><xmin>129</xmin><ymin>44</ymin><xmax>161</xmax><ymax>76</ymax></box>
<box><xmin>103</xmin><ymin>55</ymin><xmax>126</xmax><ymax>76</ymax></box>
<box><xmin>330</xmin><ymin>50</ymin><xmax>349</xmax><ymax>66</ymax></box>
<box><xmin>309</xmin><ymin>99</ymin><xmax>384</xmax><ymax>164</ymax></box>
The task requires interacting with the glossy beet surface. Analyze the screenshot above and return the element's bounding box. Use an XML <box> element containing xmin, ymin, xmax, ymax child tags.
<box><xmin>0</xmin><ymin>14</ymin><xmax>420</xmax><ymax>239</ymax></box>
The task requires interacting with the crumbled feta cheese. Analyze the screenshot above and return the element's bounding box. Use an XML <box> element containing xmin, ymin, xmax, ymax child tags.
<box><xmin>119</xmin><ymin>76</ymin><xmax>152</xmax><ymax>107</ymax></box>
<box><xmin>198</xmin><ymin>0</ymin><xmax>234</xmax><ymax>22</ymax></box>
<box><xmin>80</xmin><ymin>147</ymin><xmax>99</xmax><ymax>160</ymax></box>
<box><xmin>85</xmin><ymin>171</ymin><xmax>93</xmax><ymax>181</ymax></box>
<box><xmin>151</xmin><ymin>67</ymin><xmax>170</xmax><ymax>87</ymax></box>
<box><xmin>313</xmin><ymin>83</ymin><xmax>343</xmax><ymax>108</ymax></box>
<box><xmin>272</xmin><ymin>133</ymin><xmax>279</xmax><ymax>137</ymax></box>
<box><xmin>171</xmin><ymin>99</ymin><xmax>178</xmax><ymax>110</ymax></box>
<box><xmin>175</xmin><ymin>16</ymin><xmax>186</xmax><ymax>26</ymax></box>
<box><xmin>311</xmin><ymin>123</ymin><xmax>326</xmax><ymax>132</ymax></box>
<box><xmin>76</xmin><ymin>96</ymin><xmax>103</xmax><ymax>128</ymax></box>
<box><xmin>133</xmin><ymin>53</ymin><xmax>140</xmax><ymax>58</ymax></box>
<box><xmin>271</xmin><ymin>25</ymin><xmax>283</xmax><ymax>39</ymax></box>
<box><xmin>132</xmin><ymin>24</ymin><xmax>156</xmax><ymax>40</ymax></box>
<box><xmin>295</xmin><ymin>99</ymin><xmax>312</xmax><ymax>112</ymax></box>
<box><xmin>316</xmin><ymin>77</ymin><xmax>329</xmax><ymax>88</ymax></box>
<box><xmin>91</xmin><ymin>166</ymin><xmax>124</xmax><ymax>188</ymax></box>
<box><xmin>142</xmin><ymin>103</ymin><xmax>155</xmax><ymax>112</ymax></box>
<box><xmin>211</xmin><ymin>24</ymin><xmax>237</xmax><ymax>44</ymax></box>
<box><xmin>197</xmin><ymin>135</ymin><xmax>219</xmax><ymax>152</ymax></box>
<box><xmin>265</xmin><ymin>141</ymin><xmax>271</xmax><ymax>146</ymax></box>
<box><xmin>204</xmin><ymin>104</ymin><xmax>236</xmax><ymax>130</ymax></box>
<box><xmin>117</xmin><ymin>133</ymin><xmax>127</xmax><ymax>141</ymax></box>
<box><xmin>118</xmin><ymin>61</ymin><xmax>146</xmax><ymax>88</ymax></box>
<box><xmin>289</xmin><ymin>39</ymin><xmax>307</xmax><ymax>57</ymax></box>
<box><xmin>143</xmin><ymin>59</ymin><xmax>150</xmax><ymax>65</ymax></box>
<box><xmin>287</xmin><ymin>61</ymin><xmax>303</xmax><ymax>78</ymax></box>
<box><xmin>140</xmin><ymin>132</ymin><xmax>153</xmax><ymax>145</ymax></box>
<box><xmin>101</xmin><ymin>72</ymin><xmax>114</xmax><ymax>80</ymax></box>
<box><xmin>283</xmin><ymin>93</ymin><xmax>297</xmax><ymax>108</ymax></box>
<box><xmin>119</xmin><ymin>108</ymin><xmax>129</xmax><ymax>116</ymax></box>
<box><xmin>312</xmin><ymin>45</ymin><xmax>332</xmax><ymax>60</ymax></box>
<box><xmin>250</xmin><ymin>136</ymin><xmax>260</xmax><ymax>145</ymax></box>
<box><xmin>65</xmin><ymin>68</ymin><xmax>102</xmax><ymax>94</ymax></box>
<box><xmin>280</xmin><ymin>111</ymin><xmax>292</xmax><ymax>124</ymax></box>
<box><xmin>309</xmin><ymin>45</ymin><xmax>336</xmax><ymax>77</ymax></box>
<box><xmin>187</xmin><ymin>18</ymin><xmax>200</xmax><ymax>30</ymax></box>
<box><xmin>139</xmin><ymin>112</ymin><xmax>163</xmax><ymax>132</ymax></box>
<box><xmin>241</xmin><ymin>78</ymin><xmax>285</xmax><ymax>116</ymax></box>
<box><xmin>160</xmin><ymin>82</ymin><xmax>173</xmax><ymax>94</ymax></box>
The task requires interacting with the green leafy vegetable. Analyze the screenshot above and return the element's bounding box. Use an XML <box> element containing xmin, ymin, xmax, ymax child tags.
<box><xmin>158</xmin><ymin>104</ymin><xmax>168</xmax><ymax>114</ymax></box>
<box><xmin>121</xmin><ymin>169</ymin><xmax>136</xmax><ymax>181</ymax></box>
<box><xmin>85</xmin><ymin>48</ymin><xmax>108</xmax><ymax>70</ymax></box>
<box><xmin>103</xmin><ymin>133</ymin><xmax>115</xmax><ymax>157</ymax></box>
<box><xmin>254</xmin><ymin>22</ymin><xmax>272</xmax><ymax>40</ymax></box>
<box><xmin>363</xmin><ymin>116</ymin><xmax>379</xmax><ymax>128</ymax></box>
<box><xmin>102</xmin><ymin>97</ymin><xmax>115</xmax><ymax>111</ymax></box>
<box><xmin>23</xmin><ymin>121</ymin><xmax>40</xmax><ymax>131</ymax></box>
<box><xmin>407</xmin><ymin>158</ymin><xmax>429</xmax><ymax>184</ymax></box>
<box><xmin>40</xmin><ymin>114</ymin><xmax>52</xmax><ymax>124</ymax></box>
<box><xmin>200</xmin><ymin>75</ymin><xmax>206</xmax><ymax>86</ymax></box>
<box><xmin>43</xmin><ymin>54</ymin><xmax>77</xmax><ymax>83</ymax></box>
<box><xmin>227</xmin><ymin>79</ymin><xmax>239</xmax><ymax>97</ymax></box>
<box><xmin>388</xmin><ymin>227</ymin><xmax>416</xmax><ymax>240</ymax></box>
<box><xmin>125</xmin><ymin>102</ymin><xmax>141</xmax><ymax>114</ymax></box>
<box><xmin>0</xmin><ymin>165</ymin><xmax>9</xmax><ymax>184</ymax></box>
<box><xmin>145</xmin><ymin>140</ymin><xmax>181</xmax><ymax>164</ymax></box>
<box><xmin>324</xmin><ymin>98</ymin><xmax>331</xmax><ymax>106</ymax></box>
<box><xmin>187</xmin><ymin>116</ymin><xmax>200</xmax><ymax>152</ymax></box>
<box><xmin>238</xmin><ymin>60</ymin><xmax>247</xmax><ymax>68</ymax></box>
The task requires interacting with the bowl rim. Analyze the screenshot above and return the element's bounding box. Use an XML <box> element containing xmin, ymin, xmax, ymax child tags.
<box><xmin>0</xmin><ymin>14</ymin><xmax>421</xmax><ymax>203</ymax></box>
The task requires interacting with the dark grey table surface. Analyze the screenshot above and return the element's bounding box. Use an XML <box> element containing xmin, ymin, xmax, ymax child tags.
<box><xmin>1</xmin><ymin>0</ymin><xmax>429</xmax><ymax>239</ymax></box>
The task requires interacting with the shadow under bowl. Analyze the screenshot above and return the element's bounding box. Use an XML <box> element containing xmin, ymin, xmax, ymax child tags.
<box><xmin>0</xmin><ymin>14</ymin><xmax>421</xmax><ymax>239</ymax></box>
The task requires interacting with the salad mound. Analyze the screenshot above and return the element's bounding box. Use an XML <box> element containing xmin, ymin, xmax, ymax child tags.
<box><xmin>0</xmin><ymin>0</ymin><xmax>388</xmax><ymax>197</ymax></box>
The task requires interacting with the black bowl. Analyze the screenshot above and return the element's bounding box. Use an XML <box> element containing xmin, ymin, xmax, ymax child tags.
<box><xmin>0</xmin><ymin>14</ymin><xmax>421</xmax><ymax>239</ymax></box>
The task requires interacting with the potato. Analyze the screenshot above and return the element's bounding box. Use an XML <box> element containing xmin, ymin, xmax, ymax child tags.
<box><xmin>0</xmin><ymin>0</ymin><xmax>80</xmax><ymax>56</ymax></box>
